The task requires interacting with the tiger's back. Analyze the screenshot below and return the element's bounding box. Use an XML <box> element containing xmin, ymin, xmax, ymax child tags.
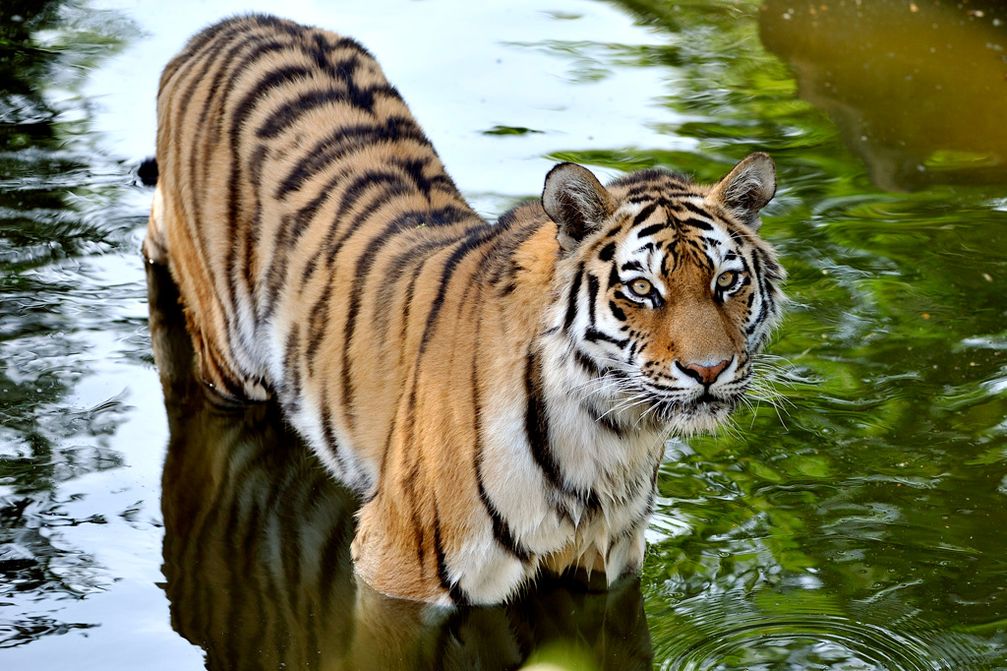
<box><xmin>147</xmin><ymin>14</ymin><xmax>486</xmax><ymax>486</ymax></box>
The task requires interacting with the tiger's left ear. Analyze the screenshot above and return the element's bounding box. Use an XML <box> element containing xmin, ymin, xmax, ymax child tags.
<box><xmin>542</xmin><ymin>162</ymin><xmax>616</xmax><ymax>253</ymax></box>
<box><xmin>708</xmin><ymin>152</ymin><xmax>776</xmax><ymax>231</ymax></box>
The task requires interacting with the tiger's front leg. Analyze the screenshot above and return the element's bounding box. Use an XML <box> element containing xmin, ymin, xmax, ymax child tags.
<box><xmin>602</xmin><ymin>525</ymin><xmax>647</xmax><ymax>583</ymax></box>
<box><xmin>351</xmin><ymin>494</ymin><xmax>448</xmax><ymax>604</ymax></box>
<box><xmin>351</xmin><ymin>488</ymin><xmax>541</xmax><ymax>606</ymax></box>
<box><xmin>545</xmin><ymin>524</ymin><xmax>647</xmax><ymax>586</ymax></box>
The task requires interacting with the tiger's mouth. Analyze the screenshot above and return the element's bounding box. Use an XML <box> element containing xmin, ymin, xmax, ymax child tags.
<box><xmin>637</xmin><ymin>380</ymin><xmax>749</xmax><ymax>435</ymax></box>
<box><xmin>647</xmin><ymin>396</ymin><xmax>737</xmax><ymax>434</ymax></box>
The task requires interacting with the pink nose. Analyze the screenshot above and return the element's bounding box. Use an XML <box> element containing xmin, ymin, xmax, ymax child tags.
<box><xmin>678</xmin><ymin>359</ymin><xmax>730</xmax><ymax>385</ymax></box>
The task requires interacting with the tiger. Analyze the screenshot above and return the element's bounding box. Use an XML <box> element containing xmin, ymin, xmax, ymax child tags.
<box><xmin>142</xmin><ymin>13</ymin><xmax>785</xmax><ymax>606</ymax></box>
<box><xmin>148</xmin><ymin>260</ymin><xmax>652</xmax><ymax>670</ymax></box>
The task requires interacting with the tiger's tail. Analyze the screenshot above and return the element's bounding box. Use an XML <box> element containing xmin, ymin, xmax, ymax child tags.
<box><xmin>137</xmin><ymin>157</ymin><xmax>158</xmax><ymax>186</ymax></box>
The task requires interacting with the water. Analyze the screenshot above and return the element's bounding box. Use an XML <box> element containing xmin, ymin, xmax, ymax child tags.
<box><xmin>2</xmin><ymin>0</ymin><xmax>1006</xmax><ymax>668</ymax></box>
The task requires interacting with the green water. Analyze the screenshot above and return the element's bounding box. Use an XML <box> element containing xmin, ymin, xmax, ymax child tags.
<box><xmin>2</xmin><ymin>0</ymin><xmax>1006</xmax><ymax>669</ymax></box>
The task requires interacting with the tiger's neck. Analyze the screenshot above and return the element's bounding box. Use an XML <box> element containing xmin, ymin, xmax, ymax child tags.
<box><xmin>478</xmin><ymin>209</ymin><xmax>666</xmax><ymax>531</ymax></box>
<box><xmin>459</xmin><ymin>217</ymin><xmax>663</xmax><ymax>587</ymax></box>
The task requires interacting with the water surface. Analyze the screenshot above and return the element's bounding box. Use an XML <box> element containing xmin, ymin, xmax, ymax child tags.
<box><xmin>2</xmin><ymin>0</ymin><xmax>1006</xmax><ymax>669</ymax></box>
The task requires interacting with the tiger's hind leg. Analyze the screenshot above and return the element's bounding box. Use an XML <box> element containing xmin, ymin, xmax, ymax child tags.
<box><xmin>142</xmin><ymin>184</ymin><xmax>170</xmax><ymax>266</ymax></box>
<box><xmin>142</xmin><ymin>182</ymin><xmax>270</xmax><ymax>402</ymax></box>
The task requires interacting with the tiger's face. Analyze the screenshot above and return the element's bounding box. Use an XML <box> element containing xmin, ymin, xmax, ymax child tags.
<box><xmin>543</xmin><ymin>153</ymin><xmax>785</xmax><ymax>434</ymax></box>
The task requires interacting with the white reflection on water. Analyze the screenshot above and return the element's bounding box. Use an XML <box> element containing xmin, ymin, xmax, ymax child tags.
<box><xmin>86</xmin><ymin>0</ymin><xmax>690</xmax><ymax>200</ymax></box>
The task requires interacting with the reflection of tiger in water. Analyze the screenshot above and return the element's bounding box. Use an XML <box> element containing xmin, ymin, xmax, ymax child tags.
<box><xmin>149</xmin><ymin>261</ymin><xmax>652</xmax><ymax>671</ymax></box>
<box><xmin>143</xmin><ymin>14</ymin><xmax>785</xmax><ymax>605</ymax></box>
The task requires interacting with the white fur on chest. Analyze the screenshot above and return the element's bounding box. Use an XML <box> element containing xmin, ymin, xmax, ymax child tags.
<box><xmin>473</xmin><ymin>337</ymin><xmax>665</xmax><ymax>592</ymax></box>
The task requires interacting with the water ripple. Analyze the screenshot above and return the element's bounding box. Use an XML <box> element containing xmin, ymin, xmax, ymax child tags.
<box><xmin>653</xmin><ymin>590</ymin><xmax>999</xmax><ymax>671</ymax></box>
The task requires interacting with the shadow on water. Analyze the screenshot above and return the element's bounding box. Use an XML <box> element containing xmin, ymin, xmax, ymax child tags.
<box><xmin>760</xmin><ymin>0</ymin><xmax>1007</xmax><ymax>191</ymax></box>
<box><xmin>147</xmin><ymin>262</ymin><xmax>652</xmax><ymax>671</ymax></box>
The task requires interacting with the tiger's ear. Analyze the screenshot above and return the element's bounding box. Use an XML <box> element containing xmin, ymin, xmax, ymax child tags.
<box><xmin>708</xmin><ymin>152</ymin><xmax>776</xmax><ymax>230</ymax></box>
<box><xmin>542</xmin><ymin>162</ymin><xmax>616</xmax><ymax>253</ymax></box>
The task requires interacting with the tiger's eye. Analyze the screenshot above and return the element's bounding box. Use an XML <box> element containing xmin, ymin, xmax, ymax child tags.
<box><xmin>629</xmin><ymin>278</ymin><xmax>653</xmax><ymax>297</ymax></box>
<box><xmin>716</xmin><ymin>271</ymin><xmax>737</xmax><ymax>289</ymax></box>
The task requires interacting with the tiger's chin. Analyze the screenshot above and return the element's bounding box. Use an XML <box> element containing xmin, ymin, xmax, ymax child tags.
<box><xmin>645</xmin><ymin>394</ymin><xmax>741</xmax><ymax>436</ymax></box>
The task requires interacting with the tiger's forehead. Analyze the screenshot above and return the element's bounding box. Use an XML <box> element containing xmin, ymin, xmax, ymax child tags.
<box><xmin>601</xmin><ymin>194</ymin><xmax>742</xmax><ymax>267</ymax></box>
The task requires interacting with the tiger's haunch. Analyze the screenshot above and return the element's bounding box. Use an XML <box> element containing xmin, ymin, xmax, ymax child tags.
<box><xmin>144</xmin><ymin>14</ymin><xmax>785</xmax><ymax>606</ymax></box>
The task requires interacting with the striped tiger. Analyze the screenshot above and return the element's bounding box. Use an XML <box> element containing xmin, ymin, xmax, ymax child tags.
<box><xmin>143</xmin><ymin>14</ymin><xmax>785</xmax><ymax>606</ymax></box>
<box><xmin>149</xmin><ymin>259</ymin><xmax>652</xmax><ymax>670</ymax></box>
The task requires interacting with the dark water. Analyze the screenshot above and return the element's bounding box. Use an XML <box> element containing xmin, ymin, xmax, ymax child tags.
<box><xmin>2</xmin><ymin>0</ymin><xmax>1006</xmax><ymax>669</ymax></box>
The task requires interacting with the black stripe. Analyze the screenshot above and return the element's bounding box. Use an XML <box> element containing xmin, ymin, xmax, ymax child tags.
<box><xmin>632</xmin><ymin>202</ymin><xmax>658</xmax><ymax>227</ymax></box>
<box><xmin>679</xmin><ymin>199</ymin><xmax>712</xmax><ymax>218</ymax></box>
<box><xmin>586</xmin><ymin>273</ymin><xmax>600</xmax><ymax>325</ymax></box>
<box><xmin>161</xmin><ymin>19</ymin><xmax>231</xmax><ymax>85</ymax></box>
<box><xmin>225</xmin><ymin>63</ymin><xmax>315</xmax><ymax>321</ymax></box>
<box><xmin>433</xmin><ymin>519</ymin><xmax>469</xmax><ymax>606</ymax></box>
<box><xmin>319</xmin><ymin>387</ymin><xmax>350</xmax><ymax>479</ymax></box>
<box><xmin>746</xmin><ymin>250</ymin><xmax>770</xmax><ymax>335</ymax></box>
<box><xmin>644</xmin><ymin>378</ymin><xmax>689</xmax><ymax>393</ymax></box>
<box><xmin>323</xmin><ymin>170</ymin><xmax>408</xmax><ymax>244</ymax></box>
<box><xmin>185</xmin><ymin>26</ymin><xmax>278</xmax><ymax>214</ymax></box>
<box><xmin>598</xmin><ymin>241</ymin><xmax>616</xmax><ymax>262</ymax></box>
<box><xmin>328</xmin><ymin>35</ymin><xmax>375</xmax><ymax>59</ymax></box>
<box><xmin>661</xmin><ymin>245</ymin><xmax>677</xmax><ymax>276</ymax></box>
<box><xmin>636</xmin><ymin>222</ymin><xmax>666</xmax><ymax>238</ymax></box>
<box><xmin>305</xmin><ymin>282</ymin><xmax>333</xmax><ymax>369</ymax></box>
<box><xmin>524</xmin><ymin>347</ymin><xmax>566</xmax><ymax>494</ymax></box>
<box><xmin>391</xmin><ymin>156</ymin><xmax>436</xmax><ymax>197</ymax></box>
<box><xmin>203</xmin><ymin>37</ymin><xmax>292</xmax><ymax>154</ymax></box>
<box><xmin>243</xmin><ymin>144</ymin><xmax>269</xmax><ymax>303</ymax></box>
<box><xmin>172</xmin><ymin>22</ymin><xmax>265</xmax><ymax>356</ymax></box>
<box><xmin>756</xmin><ymin>248</ymin><xmax>778</xmax><ymax>314</ymax></box>
<box><xmin>582</xmin><ymin>402</ymin><xmax>625</xmax><ymax>438</ymax></box>
<box><xmin>574</xmin><ymin>349</ymin><xmax>602</xmax><ymax>377</ymax></box>
<box><xmin>202</xmin><ymin>339</ymin><xmax>245</xmax><ymax>398</ymax></box>
<box><xmin>609</xmin><ymin>301</ymin><xmax>626</xmax><ymax>322</ymax></box>
<box><xmin>268</xmin><ymin>179</ymin><xmax>411</xmax><ymax>319</ymax></box>
<box><xmin>524</xmin><ymin>348</ymin><xmax>601</xmax><ymax>514</ymax></box>
<box><xmin>681</xmin><ymin>216</ymin><xmax>714</xmax><ymax>231</ymax></box>
<box><xmin>608</xmin><ymin>264</ymin><xmax>621</xmax><ymax>292</ymax></box>
<box><xmin>584</xmin><ymin>327</ymin><xmax>630</xmax><ymax>348</ymax></box>
<box><xmin>563</xmin><ymin>263</ymin><xmax>584</xmax><ymax>331</ymax></box>
<box><xmin>373</xmin><ymin>232</ymin><xmax>466</xmax><ymax>336</ymax></box>
<box><xmin>604</xmin><ymin>223</ymin><xmax>625</xmax><ymax>238</ymax></box>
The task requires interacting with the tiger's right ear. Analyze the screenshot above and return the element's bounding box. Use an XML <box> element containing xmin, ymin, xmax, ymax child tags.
<box><xmin>542</xmin><ymin>163</ymin><xmax>616</xmax><ymax>253</ymax></box>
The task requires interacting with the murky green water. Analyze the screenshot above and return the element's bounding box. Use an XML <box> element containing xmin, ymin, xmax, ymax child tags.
<box><xmin>2</xmin><ymin>0</ymin><xmax>1006</xmax><ymax>669</ymax></box>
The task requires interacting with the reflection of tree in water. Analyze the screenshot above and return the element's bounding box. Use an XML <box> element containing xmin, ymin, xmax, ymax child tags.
<box><xmin>607</xmin><ymin>0</ymin><xmax>1007</xmax><ymax>191</ymax></box>
<box><xmin>760</xmin><ymin>0</ymin><xmax>1007</xmax><ymax>191</ymax></box>
<box><xmin>0</xmin><ymin>0</ymin><xmax>135</xmax><ymax>649</ymax></box>
<box><xmin>148</xmin><ymin>263</ymin><xmax>652</xmax><ymax>671</ymax></box>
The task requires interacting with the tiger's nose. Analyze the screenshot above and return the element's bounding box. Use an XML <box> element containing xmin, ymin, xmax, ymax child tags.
<box><xmin>676</xmin><ymin>358</ymin><xmax>731</xmax><ymax>385</ymax></box>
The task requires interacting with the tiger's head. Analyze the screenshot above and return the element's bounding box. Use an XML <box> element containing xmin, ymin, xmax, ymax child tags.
<box><xmin>542</xmin><ymin>153</ymin><xmax>785</xmax><ymax>435</ymax></box>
